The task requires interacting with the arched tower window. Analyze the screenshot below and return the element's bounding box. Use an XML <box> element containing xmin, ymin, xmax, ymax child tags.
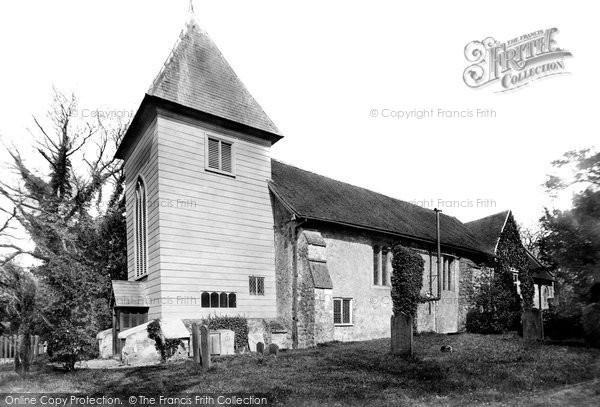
<box><xmin>135</xmin><ymin>177</ymin><xmax>147</xmax><ymax>278</ymax></box>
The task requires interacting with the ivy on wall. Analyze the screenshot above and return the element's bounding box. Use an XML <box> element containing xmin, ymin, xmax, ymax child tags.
<box><xmin>205</xmin><ymin>315</ymin><xmax>248</xmax><ymax>351</ymax></box>
<box><xmin>466</xmin><ymin>212</ymin><xmax>535</xmax><ymax>334</ymax></box>
<box><xmin>147</xmin><ymin>320</ymin><xmax>182</xmax><ymax>362</ymax></box>
<box><xmin>496</xmin><ymin>213</ymin><xmax>534</xmax><ymax>310</ymax></box>
<box><xmin>391</xmin><ymin>245</ymin><xmax>425</xmax><ymax>319</ymax></box>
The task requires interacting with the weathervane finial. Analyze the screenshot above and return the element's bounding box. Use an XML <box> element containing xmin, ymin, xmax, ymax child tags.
<box><xmin>186</xmin><ymin>0</ymin><xmax>202</xmax><ymax>28</ymax></box>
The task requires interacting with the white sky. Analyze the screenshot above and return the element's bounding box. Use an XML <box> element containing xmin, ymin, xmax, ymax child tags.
<box><xmin>0</xmin><ymin>0</ymin><xmax>597</xmax><ymax>231</ymax></box>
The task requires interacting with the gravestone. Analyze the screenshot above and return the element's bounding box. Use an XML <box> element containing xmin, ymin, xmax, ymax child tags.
<box><xmin>96</xmin><ymin>328</ymin><xmax>113</xmax><ymax>359</ymax></box>
<box><xmin>200</xmin><ymin>325</ymin><xmax>211</xmax><ymax>369</ymax></box>
<box><xmin>256</xmin><ymin>342</ymin><xmax>264</xmax><ymax>355</ymax></box>
<box><xmin>192</xmin><ymin>323</ymin><xmax>201</xmax><ymax>364</ymax></box>
<box><xmin>268</xmin><ymin>343</ymin><xmax>279</xmax><ymax>357</ymax></box>
<box><xmin>391</xmin><ymin>314</ymin><xmax>413</xmax><ymax>356</ymax></box>
<box><xmin>522</xmin><ymin>309</ymin><xmax>542</xmax><ymax>341</ymax></box>
<box><xmin>248</xmin><ymin>332</ymin><xmax>264</xmax><ymax>352</ymax></box>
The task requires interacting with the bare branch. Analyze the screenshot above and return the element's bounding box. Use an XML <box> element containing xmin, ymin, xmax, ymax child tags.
<box><xmin>32</xmin><ymin>116</ymin><xmax>58</xmax><ymax>150</ymax></box>
<box><xmin>0</xmin><ymin>209</ymin><xmax>16</xmax><ymax>235</ymax></box>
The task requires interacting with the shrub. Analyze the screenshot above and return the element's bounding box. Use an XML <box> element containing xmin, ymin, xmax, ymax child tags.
<box><xmin>147</xmin><ymin>320</ymin><xmax>182</xmax><ymax>362</ymax></box>
<box><xmin>46</xmin><ymin>321</ymin><xmax>97</xmax><ymax>371</ymax></box>
<box><xmin>465</xmin><ymin>268</ymin><xmax>521</xmax><ymax>334</ymax></box>
<box><xmin>206</xmin><ymin>315</ymin><xmax>248</xmax><ymax>351</ymax></box>
<box><xmin>35</xmin><ymin>257</ymin><xmax>109</xmax><ymax>370</ymax></box>
<box><xmin>543</xmin><ymin>304</ymin><xmax>584</xmax><ymax>340</ymax></box>
<box><xmin>465</xmin><ymin>309</ymin><xmax>509</xmax><ymax>334</ymax></box>
<box><xmin>391</xmin><ymin>245</ymin><xmax>425</xmax><ymax>319</ymax></box>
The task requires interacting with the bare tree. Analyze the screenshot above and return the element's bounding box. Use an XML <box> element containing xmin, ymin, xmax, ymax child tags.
<box><xmin>0</xmin><ymin>88</ymin><xmax>126</xmax><ymax>265</ymax></box>
<box><xmin>520</xmin><ymin>226</ymin><xmax>543</xmax><ymax>257</ymax></box>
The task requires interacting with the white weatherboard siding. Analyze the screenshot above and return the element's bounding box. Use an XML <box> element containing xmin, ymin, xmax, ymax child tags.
<box><xmin>124</xmin><ymin>117</ymin><xmax>162</xmax><ymax>319</ymax></box>
<box><xmin>155</xmin><ymin>111</ymin><xmax>277</xmax><ymax>319</ymax></box>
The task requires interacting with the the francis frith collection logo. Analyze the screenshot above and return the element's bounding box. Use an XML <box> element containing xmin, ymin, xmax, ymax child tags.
<box><xmin>463</xmin><ymin>28</ymin><xmax>572</xmax><ymax>92</ymax></box>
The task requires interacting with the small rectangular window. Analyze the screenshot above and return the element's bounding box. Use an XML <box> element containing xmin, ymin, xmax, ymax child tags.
<box><xmin>334</xmin><ymin>298</ymin><xmax>352</xmax><ymax>325</ymax></box>
<box><xmin>249</xmin><ymin>276</ymin><xmax>265</xmax><ymax>295</ymax></box>
<box><xmin>382</xmin><ymin>248</ymin><xmax>389</xmax><ymax>286</ymax></box>
<box><xmin>442</xmin><ymin>256</ymin><xmax>447</xmax><ymax>290</ymax></box>
<box><xmin>373</xmin><ymin>246</ymin><xmax>380</xmax><ymax>285</ymax></box>
<box><xmin>200</xmin><ymin>291</ymin><xmax>236</xmax><ymax>308</ymax></box>
<box><xmin>206</xmin><ymin>135</ymin><xmax>235</xmax><ymax>175</ymax></box>
<box><xmin>448</xmin><ymin>259</ymin><xmax>453</xmax><ymax>291</ymax></box>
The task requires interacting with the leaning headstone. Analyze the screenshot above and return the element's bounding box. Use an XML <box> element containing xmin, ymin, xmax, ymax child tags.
<box><xmin>582</xmin><ymin>302</ymin><xmax>600</xmax><ymax>348</ymax></box>
<box><xmin>391</xmin><ymin>314</ymin><xmax>413</xmax><ymax>356</ymax></box>
<box><xmin>200</xmin><ymin>325</ymin><xmax>211</xmax><ymax>369</ymax></box>
<box><xmin>268</xmin><ymin>343</ymin><xmax>279</xmax><ymax>357</ymax></box>
<box><xmin>256</xmin><ymin>342</ymin><xmax>264</xmax><ymax>355</ymax></box>
<box><xmin>522</xmin><ymin>309</ymin><xmax>542</xmax><ymax>341</ymax></box>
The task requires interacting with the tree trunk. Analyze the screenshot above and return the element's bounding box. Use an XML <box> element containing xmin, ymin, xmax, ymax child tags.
<box><xmin>14</xmin><ymin>333</ymin><xmax>31</xmax><ymax>377</ymax></box>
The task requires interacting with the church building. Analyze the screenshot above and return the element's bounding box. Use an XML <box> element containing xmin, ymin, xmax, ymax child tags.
<box><xmin>109</xmin><ymin>11</ymin><xmax>554</xmax><ymax>353</ymax></box>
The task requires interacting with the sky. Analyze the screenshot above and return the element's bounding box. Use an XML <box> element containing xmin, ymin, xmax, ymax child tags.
<box><xmin>0</xmin><ymin>0</ymin><xmax>597</xmax><ymax>232</ymax></box>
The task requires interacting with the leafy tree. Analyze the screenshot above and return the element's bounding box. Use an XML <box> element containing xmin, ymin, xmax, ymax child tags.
<box><xmin>0</xmin><ymin>89</ymin><xmax>127</xmax><ymax>370</ymax></box>
<box><xmin>540</xmin><ymin>148</ymin><xmax>600</xmax><ymax>305</ymax></box>
<box><xmin>539</xmin><ymin>190</ymin><xmax>600</xmax><ymax>308</ymax></box>
<box><xmin>0</xmin><ymin>263</ymin><xmax>43</xmax><ymax>375</ymax></box>
<box><xmin>538</xmin><ymin>147</ymin><xmax>600</xmax><ymax>339</ymax></box>
<box><xmin>544</xmin><ymin>148</ymin><xmax>600</xmax><ymax>194</ymax></box>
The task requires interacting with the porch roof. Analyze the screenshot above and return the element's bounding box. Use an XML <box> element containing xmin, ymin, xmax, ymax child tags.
<box><xmin>111</xmin><ymin>280</ymin><xmax>149</xmax><ymax>308</ymax></box>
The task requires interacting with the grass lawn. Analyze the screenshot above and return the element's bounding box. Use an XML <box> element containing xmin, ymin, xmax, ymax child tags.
<box><xmin>1</xmin><ymin>333</ymin><xmax>599</xmax><ymax>406</ymax></box>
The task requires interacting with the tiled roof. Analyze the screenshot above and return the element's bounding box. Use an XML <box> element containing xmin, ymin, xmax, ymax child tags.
<box><xmin>148</xmin><ymin>17</ymin><xmax>281</xmax><ymax>137</ymax></box>
<box><xmin>269</xmin><ymin>160</ymin><xmax>485</xmax><ymax>253</ymax></box>
<box><xmin>464</xmin><ymin>210</ymin><xmax>510</xmax><ymax>255</ymax></box>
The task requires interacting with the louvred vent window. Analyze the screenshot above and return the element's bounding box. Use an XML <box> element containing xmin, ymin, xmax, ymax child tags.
<box><xmin>206</xmin><ymin>136</ymin><xmax>234</xmax><ymax>175</ymax></box>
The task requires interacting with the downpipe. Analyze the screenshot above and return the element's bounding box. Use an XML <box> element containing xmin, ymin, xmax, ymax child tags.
<box><xmin>425</xmin><ymin>208</ymin><xmax>443</xmax><ymax>302</ymax></box>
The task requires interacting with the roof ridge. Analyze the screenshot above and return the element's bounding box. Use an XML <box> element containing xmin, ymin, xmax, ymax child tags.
<box><xmin>465</xmin><ymin>209</ymin><xmax>511</xmax><ymax>225</ymax></box>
